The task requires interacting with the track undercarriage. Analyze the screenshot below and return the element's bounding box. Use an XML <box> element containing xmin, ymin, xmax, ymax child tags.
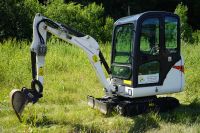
<box><xmin>87</xmin><ymin>96</ymin><xmax>180</xmax><ymax>116</ymax></box>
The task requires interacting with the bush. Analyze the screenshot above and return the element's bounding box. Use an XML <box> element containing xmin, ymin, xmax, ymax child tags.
<box><xmin>174</xmin><ymin>3</ymin><xmax>193</xmax><ymax>43</ymax></box>
<box><xmin>0</xmin><ymin>0</ymin><xmax>43</xmax><ymax>41</ymax></box>
<box><xmin>45</xmin><ymin>2</ymin><xmax>114</xmax><ymax>42</ymax></box>
<box><xmin>192</xmin><ymin>30</ymin><xmax>200</xmax><ymax>45</ymax></box>
<box><xmin>0</xmin><ymin>0</ymin><xmax>114</xmax><ymax>42</ymax></box>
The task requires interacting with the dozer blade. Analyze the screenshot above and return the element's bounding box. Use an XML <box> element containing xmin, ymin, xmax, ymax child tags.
<box><xmin>87</xmin><ymin>96</ymin><xmax>110</xmax><ymax>114</ymax></box>
<box><xmin>87</xmin><ymin>96</ymin><xmax>117</xmax><ymax>114</ymax></box>
<box><xmin>87</xmin><ymin>96</ymin><xmax>180</xmax><ymax>116</ymax></box>
<box><xmin>10</xmin><ymin>89</ymin><xmax>28</xmax><ymax>122</ymax></box>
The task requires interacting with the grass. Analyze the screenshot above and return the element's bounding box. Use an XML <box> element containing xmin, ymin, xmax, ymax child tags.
<box><xmin>0</xmin><ymin>39</ymin><xmax>200</xmax><ymax>132</ymax></box>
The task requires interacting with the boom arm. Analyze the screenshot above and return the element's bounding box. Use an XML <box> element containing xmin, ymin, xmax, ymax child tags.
<box><xmin>30</xmin><ymin>13</ymin><xmax>115</xmax><ymax>98</ymax></box>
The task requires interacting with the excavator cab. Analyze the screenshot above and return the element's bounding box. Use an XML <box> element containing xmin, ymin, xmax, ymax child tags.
<box><xmin>111</xmin><ymin>11</ymin><xmax>183</xmax><ymax>90</ymax></box>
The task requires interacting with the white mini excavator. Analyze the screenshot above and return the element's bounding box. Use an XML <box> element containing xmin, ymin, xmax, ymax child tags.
<box><xmin>10</xmin><ymin>11</ymin><xmax>184</xmax><ymax>121</ymax></box>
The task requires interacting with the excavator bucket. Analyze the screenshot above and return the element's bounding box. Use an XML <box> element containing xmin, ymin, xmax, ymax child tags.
<box><xmin>10</xmin><ymin>89</ymin><xmax>28</xmax><ymax>122</ymax></box>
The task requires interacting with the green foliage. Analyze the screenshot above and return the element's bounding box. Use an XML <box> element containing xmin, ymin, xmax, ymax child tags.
<box><xmin>174</xmin><ymin>3</ymin><xmax>193</xmax><ymax>43</ymax></box>
<box><xmin>69</xmin><ymin>0</ymin><xmax>200</xmax><ymax>30</ymax></box>
<box><xmin>182</xmin><ymin>43</ymin><xmax>200</xmax><ymax>102</ymax></box>
<box><xmin>0</xmin><ymin>0</ymin><xmax>44</xmax><ymax>41</ymax></box>
<box><xmin>0</xmin><ymin>0</ymin><xmax>113</xmax><ymax>42</ymax></box>
<box><xmin>192</xmin><ymin>30</ymin><xmax>200</xmax><ymax>45</ymax></box>
<box><xmin>102</xmin><ymin>17</ymin><xmax>114</xmax><ymax>41</ymax></box>
<box><xmin>45</xmin><ymin>2</ymin><xmax>113</xmax><ymax>42</ymax></box>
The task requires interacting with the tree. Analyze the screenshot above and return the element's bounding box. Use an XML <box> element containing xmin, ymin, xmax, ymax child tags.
<box><xmin>174</xmin><ymin>3</ymin><xmax>193</xmax><ymax>43</ymax></box>
<box><xmin>0</xmin><ymin>0</ymin><xmax>44</xmax><ymax>41</ymax></box>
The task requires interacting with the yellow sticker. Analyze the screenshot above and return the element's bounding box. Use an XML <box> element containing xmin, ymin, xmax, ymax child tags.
<box><xmin>123</xmin><ymin>80</ymin><xmax>132</xmax><ymax>85</ymax></box>
<box><xmin>92</xmin><ymin>55</ymin><xmax>99</xmax><ymax>63</ymax></box>
<box><xmin>149</xmin><ymin>103</ymin><xmax>155</xmax><ymax>107</ymax></box>
<box><xmin>38</xmin><ymin>67</ymin><xmax>44</xmax><ymax>76</ymax></box>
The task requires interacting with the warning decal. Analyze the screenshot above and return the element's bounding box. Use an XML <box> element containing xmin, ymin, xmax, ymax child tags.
<box><xmin>138</xmin><ymin>73</ymin><xmax>159</xmax><ymax>84</ymax></box>
<box><xmin>38</xmin><ymin>67</ymin><xmax>44</xmax><ymax>76</ymax></box>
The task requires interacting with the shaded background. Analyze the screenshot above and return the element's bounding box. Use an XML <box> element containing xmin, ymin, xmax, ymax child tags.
<box><xmin>62</xmin><ymin>0</ymin><xmax>200</xmax><ymax>30</ymax></box>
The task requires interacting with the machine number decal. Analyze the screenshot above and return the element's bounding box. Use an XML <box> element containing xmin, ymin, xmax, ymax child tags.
<box><xmin>138</xmin><ymin>73</ymin><xmax>159</xmax><ymax>84</ymax></box>
<box><xmin>38</xmin><ymin>67</ymin><xmax>44</xmax><ymax>76</ymax></box>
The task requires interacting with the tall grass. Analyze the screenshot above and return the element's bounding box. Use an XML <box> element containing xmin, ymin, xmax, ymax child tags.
<box><xmin>0</xmin><ymin>39</ymin><xmax>200</xmax><ymax>132</ymax></box>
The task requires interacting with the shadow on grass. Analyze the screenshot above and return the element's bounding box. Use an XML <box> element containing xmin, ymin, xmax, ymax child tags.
<box><xmin>128</xmin><ymin>114</ymin><xmax>160</xmax><ymax>133</ymax></box>
<box><xmin>128</xmin><ymin>100</ymin><xmax>200</xmax><ymax>133</ymax></box>
<box><xmin>159</xmin><ymin>100</ymin><xmax>200</xmax><ymax>125</ymax></box>
<box><xmin>25</xmin><ymin>115</ymin><xmax>104</xmax><ymax>132</ymax></box>
<box><xmin>24</xmin><ymin>115</ymin><xmax>55</xmax><ymax>128</ymax></box>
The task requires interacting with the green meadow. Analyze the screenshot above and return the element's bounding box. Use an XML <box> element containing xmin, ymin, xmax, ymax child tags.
<box><xmin>0</xmin><ymin>39</ymin><xmax>200</xmax><ymax>132</ymax></box>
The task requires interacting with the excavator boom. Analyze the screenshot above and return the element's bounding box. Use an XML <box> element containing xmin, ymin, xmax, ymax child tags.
<box><xmin>30</xmin><ymin>13</ymin><xmax>116</xmax><ymax>96</ymax></box>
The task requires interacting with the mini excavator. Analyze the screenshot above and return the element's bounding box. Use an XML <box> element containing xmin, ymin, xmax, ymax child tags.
<box><xmin>10</xmin><ymin>11</ymin><xmax>184</xmax><ymax>121</ymax></box>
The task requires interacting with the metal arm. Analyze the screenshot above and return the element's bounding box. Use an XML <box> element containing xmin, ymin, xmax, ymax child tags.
<box><xmin>30</xmin><ymin>13</ymin><xmax>115</xmax><ymax>99</ymax></box>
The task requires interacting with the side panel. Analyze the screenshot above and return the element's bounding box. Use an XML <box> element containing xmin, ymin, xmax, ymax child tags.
<box><xmin>160</xmin><ymin>59</ymin><xmax>184</xmax><ymax>93</ymax></box>
<box><xmin>133</xmin><ymin>13</ymin><xmax>181</xmax><ymax>88</ymax></box>
<box><xmin>121</xmin><ymin>59</ymin><xmax>184</xmax><ymax>98</ymax></box>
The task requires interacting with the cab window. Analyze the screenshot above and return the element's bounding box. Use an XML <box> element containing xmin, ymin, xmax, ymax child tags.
<box><xmin>111</xmin><ymin>24</ymin><xmax>134</xmax><ymax>79</ymax></box>
<box><xmin>113</xmin><ymin>24</ymin><xmax>133</xmax><ymax>64</ymax></box>
<box><xmin>165</xmin><ymin>17</ymin><xmax>178</xmax><ymax>53</ymax></box>
<box><xmin>140</xmin><ymin>18</ymin><xmax>160</xmax><ymax>55</ymax></box>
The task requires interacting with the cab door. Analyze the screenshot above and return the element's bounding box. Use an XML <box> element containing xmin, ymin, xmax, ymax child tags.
<box><xmin>135</xmin><ymin>15</ymin><xmax>181</xmax><ymax>88</ymax></box>
<box><xmin>160</xmin><ymin>16</ymin><xmax>182</xmax><ymax>90</ymax></box>
<box><xmin>136</xmin><ymin>17</ymin><xmax>161</xmax><ymax>87</ymax></box>
<box><xmin>161</xmin><ymin>16</ymin><xmax>181</xmax><ymax>82</ymax></box>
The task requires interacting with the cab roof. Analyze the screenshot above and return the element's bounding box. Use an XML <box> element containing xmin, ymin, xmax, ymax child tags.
<box><xmin>114</xmin><ymin>11</ymin><xmax>178</xmax><ymax>26</ymax></box>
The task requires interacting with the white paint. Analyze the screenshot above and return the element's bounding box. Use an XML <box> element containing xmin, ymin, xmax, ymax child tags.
<box><xmin>117</xmin><ymin>59</ymin><xmax>184</xmax><ymax>98</ymax></box>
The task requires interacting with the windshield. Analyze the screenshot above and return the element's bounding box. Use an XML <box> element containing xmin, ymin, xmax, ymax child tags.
<box><xmin>113</xmin><ymin>24</ymin><xmax>133</xmax><ymax>63</ymax></box>
<box><xmin>111</xmin><ymin>23</ymin><xmax>134</xmax><ymax>79</ymax></box>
